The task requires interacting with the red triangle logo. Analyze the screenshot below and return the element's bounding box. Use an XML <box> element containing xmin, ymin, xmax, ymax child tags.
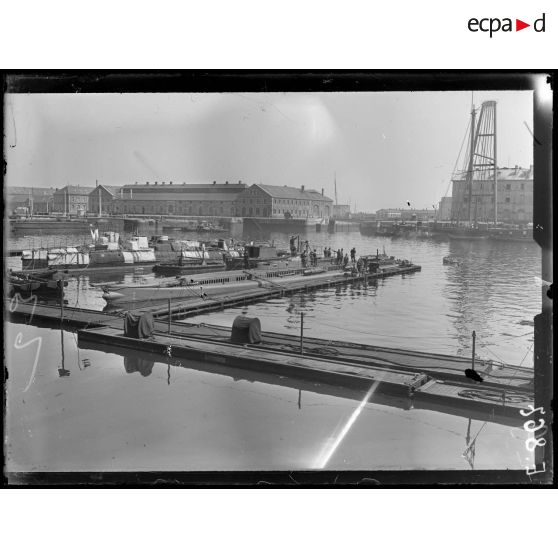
<box><xmin>516</xmin><ymin>19</ymin><xmax>530</xmax><ymax>31</ymax></box>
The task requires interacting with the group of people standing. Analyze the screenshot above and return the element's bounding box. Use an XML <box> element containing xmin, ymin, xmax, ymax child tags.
<box><xmin>290</xmin><ymin>236</ymin><xmax>358</xmax><ymax>269</ymax></box>
<box><xmin>331</xmin><ymin>246</ymin><xmax>357</xmax><ymax>267</ymax></box>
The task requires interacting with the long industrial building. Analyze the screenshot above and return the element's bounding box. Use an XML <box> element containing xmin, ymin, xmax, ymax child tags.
<box><xmin>111</xmin><ymin>181</ymin><xmax>248</xmax><ymax>216</ymax></box>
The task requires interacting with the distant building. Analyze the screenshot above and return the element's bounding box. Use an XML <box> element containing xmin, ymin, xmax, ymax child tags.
<box><xmin>52</xmin><ymin>186</ymin><xmax>93</xmax><ymax>215</ymax></box>
<box><xmin>235</xmin><ymin>184</ymin><xmax>333</xmax><ymax>219</ymax></box>
<box><xmin>376</xmin><ymin>208</ymin><xmax>436</xmax><ymax>221</ymax></box>
<box><xmin>88</xmin><ymin>185</ymin><xmax>122</xmax><ymax>215</ymax></box>
<box><xmin>451</xmin><ymin>165</ymin><xmax>533</xmax><ymax>224</ymax></box>
<box><xmin>6</xmin><ymin>187</ymin><xmax>55</xmax><ymax>215</ymax></box>
<box><xmin>376</xmin><ymin>209</ymin><xmax>402</xmax><ymax>220</ymax></box>
<box><xmin>438</xmin><ymin>197</ymin><xmax>452</xmax><ymax>220</ymax></box>
<box><xmin>333</xmin><ymin>204</ymin><xmax>351</xmax><ymax>218</ymax></box>
<box><xmin>111</xmin><ymin>181</ymin><xmax>247</xmax><ymax>216</ymax></box>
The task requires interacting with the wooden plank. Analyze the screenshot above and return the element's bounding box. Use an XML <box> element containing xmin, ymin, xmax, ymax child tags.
<box><xmin>77</xmin><ymin>325</ymin><xmax>530</xmax><ymax>427</ymax></box>
<box><xmin>78</xmin><ymin>326</ymin><xmax>426</xmax><ymax>396</ymax></box>
<box><xmin>156</xmin><ymin>321</ymin><xmax>534</xmax><ymax>390</ymax></box>
<box><xmin>413</xmin><ymin>378</ymin><xmax>533</xmax><ymax>421</ymax></box>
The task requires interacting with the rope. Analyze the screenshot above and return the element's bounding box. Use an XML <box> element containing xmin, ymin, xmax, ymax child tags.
<box><xmin>519</xmin><ymin>343</ymin><xmax>534</xmax><ymax>367</ymax></box>
<box><xmin>458</xmin><ymin>389</ymin><xmax>532</xmax><ymax>404</ymax></box>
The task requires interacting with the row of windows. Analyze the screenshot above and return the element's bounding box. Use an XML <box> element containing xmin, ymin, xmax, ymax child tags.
<box><xmin>240</xmin><ymin>198</ymin><xmax>317</xmax><ymax>206</ymax></box>
<box><xmin>112</xmin><ymin>204</ymin><xmax>235</xmax><ymax>215</ymax></box>
<box><xmin>463</xmin><ymin>197</ymin><xmax>520</xmax><ymax>203</ymax></box>
<box><xmin>466</xmin><ymin>183</ymin><xmax>528</xmax><ymax>192</ymax></box>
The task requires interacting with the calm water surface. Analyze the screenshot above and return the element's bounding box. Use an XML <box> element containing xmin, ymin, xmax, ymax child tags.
<box><xmin>5</xmin><ymin>230</ymin><xmax>540</xmax><ymax>471</ymax></box>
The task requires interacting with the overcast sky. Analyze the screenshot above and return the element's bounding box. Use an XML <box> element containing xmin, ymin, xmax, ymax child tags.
<box><xmin>5</xmin><ymin>91</ymin><xmax>533</xmax><ymax>212</ymax></box>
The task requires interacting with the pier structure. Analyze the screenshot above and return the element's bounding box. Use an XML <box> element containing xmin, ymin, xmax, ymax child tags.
<box><xmin>76</xmin><ymin>323</ymin><xmax>532</xmax><ymax>427</ymax></box>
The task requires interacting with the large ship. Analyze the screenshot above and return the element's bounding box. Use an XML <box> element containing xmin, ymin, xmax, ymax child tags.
<box><xmin>487</xmin><ymin>225</ymin><xmax>534</xmax><ymax>242</ymax></box>
<box><xmin>100</xmin><ymin>265</ymin><xmax>337</xmax><ymax>306</ymax></box>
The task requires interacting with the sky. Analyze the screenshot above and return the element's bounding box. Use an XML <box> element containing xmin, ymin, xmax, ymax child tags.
<box><xmin>4</xmin><ymin>90</ymin><xmax>533</xmax><ymax>212</ymax></box>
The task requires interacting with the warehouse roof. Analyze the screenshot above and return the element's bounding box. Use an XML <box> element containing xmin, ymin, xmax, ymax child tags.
<box><xmin>122</xmin><ymin>182</ymin><xmax>247</xmax><ymax>190</ymax></box>
<box><xmin>250</xmin><ymin>184</ymin><xmax>333</xmax><ymax>202</ymax></box>
<box><xmin>93</xmin><ymin>185</ymin><xmax>122</xmax><ymax>196</ymax></box>
<box><xmin>115</xmin><ymin>193</ymin><xmax>241</xmax><ymax>202</ymax></box>
<box><xmin>55</xmin><ymin>186</ymin><xmax>94</xmax><ymax>195</ymax></box>
<box><xmin>7</xmin><ymin>186</ymin><xmax>56</xmax><ymax>195</ymax></box>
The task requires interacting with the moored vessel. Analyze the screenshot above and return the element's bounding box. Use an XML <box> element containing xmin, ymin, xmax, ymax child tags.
<box><xmin>21</xmin><ymin>233</ymin><xmax>156</xmax><ymax>271</ymax></box>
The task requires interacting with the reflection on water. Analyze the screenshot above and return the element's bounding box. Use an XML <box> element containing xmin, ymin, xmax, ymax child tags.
<box><xmin>5</xmin><ymin>230</ymin><xmax>540</xmax><ymax>472</ymax></box>
<box><xmin>124</xmin><ymin>355</ymin><xmax>155</xmax><ymax>377</ymax></box>
<box><xmin>5</xmin><ymin>323</ymin><xmax>535</xmax><ymax>472</ymax></box>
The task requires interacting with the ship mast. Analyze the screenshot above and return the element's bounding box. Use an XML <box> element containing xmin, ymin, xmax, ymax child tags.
<box><xmin>493</xmin><ymin>104</ymin><xmax>498</xmax><ymax>224</ymax></box>
<box><xmin>469</xmin><ymin>100</ymin><xmax>498</xmax><ymax>226</ymax></box>
<box><xmin>467</xmin><ymin>105</ymin><xmax>476</xmax><ymax>224</ymax></box>
<box><xmin>334</xmin><ymin>172</ymin><xmax>338</xmax><ymax>206</ymax></box>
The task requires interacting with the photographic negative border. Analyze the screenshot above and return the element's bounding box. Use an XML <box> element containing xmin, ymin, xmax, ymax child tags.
<box><xmin>2</xmin><ymin>70</ymin><xmax>554</xmax><ymax>487</ymax></box>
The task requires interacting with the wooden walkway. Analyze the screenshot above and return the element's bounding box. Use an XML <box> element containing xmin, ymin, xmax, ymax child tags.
<box><xmin>7</xmin><ymin>298</ymin><xmax>534</xmax><ymax>392</ymax></box>
<box><xmin>79</xmin><ymin>325</ymin><xmax>428</xmax><ymax>396</ymax></box>
<box><xmin>155</xmin><ymin>321</ymin><xmax>534</xmax><ymax>391</ymax></box>
<box><xmin>77</xmin><ymin>325</ymin><xmax>533</xmax><ymax>426</ymax></box>
<box><xmin>6</xmin><ymin>299</ymin><xmax>121</xmax><ymax>329</ymax></box>
<box><xmin>138</xmin><ymin>264</ymin><xmax>422</xmax><ymax>319</ymax></box>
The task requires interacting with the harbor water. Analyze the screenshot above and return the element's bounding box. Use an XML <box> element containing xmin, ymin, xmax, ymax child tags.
<box><xmin>5</xmin><ymin>230</ymin><xmax>540</xmax><ymax>472</ymax></box>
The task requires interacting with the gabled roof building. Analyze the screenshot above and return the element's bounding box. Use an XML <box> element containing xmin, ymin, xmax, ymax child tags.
<box><xmin>52</xmin><ymin>186</ymin><xmax>93</xmax><ymax>215</ymax></box>
<box><xmin>235</xmin><ymin>184</ymin><xmax>333</xmax><ymax>219</ymax></box>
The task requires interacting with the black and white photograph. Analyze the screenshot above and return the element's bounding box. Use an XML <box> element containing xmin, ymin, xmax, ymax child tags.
<box><xmin>3</xmin><ymin>72</ymin><xmax>553</xmax><ymax>485</ymax></box>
